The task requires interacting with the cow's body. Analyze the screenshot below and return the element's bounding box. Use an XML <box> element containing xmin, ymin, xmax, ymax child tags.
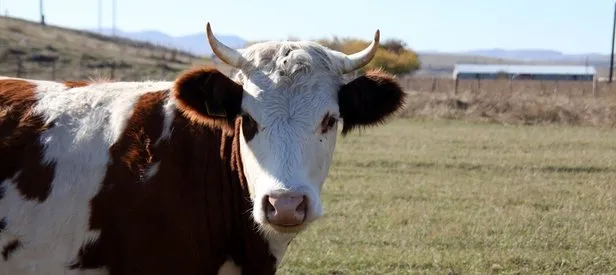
<box><xmin>0</xmin><ymin>23</ymin><xmax>406</xmax><ymax>274</ymax></box>
<box><xmin>0</xmin><ymin>78</ymin><xmax>280</xmax><ymax>274</ymax></box>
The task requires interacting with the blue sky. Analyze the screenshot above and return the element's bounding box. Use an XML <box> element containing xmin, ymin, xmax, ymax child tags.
<box><xmin>2</xmin><ymin>0</ymin><xmax>614</xmax><ymax>54</ymax></box>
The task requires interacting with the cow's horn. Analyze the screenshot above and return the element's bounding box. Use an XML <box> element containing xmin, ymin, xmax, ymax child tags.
<box><xmin>206</xmin><ymin>23</ymin><xmax>243</xmax><ymax>68</ymax></box>
<box><xmin>338</xmin><ymin>30</ymin><xmax>380</xmax><ymax>74</ymax></box>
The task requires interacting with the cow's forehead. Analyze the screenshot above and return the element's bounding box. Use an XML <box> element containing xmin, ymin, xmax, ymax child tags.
<box><xmin>234</xmin><ymin>42</ymin><xmax>343</xmax><ymax>121</ymax></box>
<box><xmin>238</xmin><ymin>40</ymin><xmax>340</xmax><ymax>75</ymax></box>
<box><xmin>233</xmin><ymin>40</ymin><xmax>343</xmax><ymax>109</ymax></box>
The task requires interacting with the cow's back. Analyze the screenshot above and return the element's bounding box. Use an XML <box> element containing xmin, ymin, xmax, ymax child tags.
<box><xmin>0</xmin><ymin>78</ymin><xmax>172</xmax><ymax>274</ymax></box>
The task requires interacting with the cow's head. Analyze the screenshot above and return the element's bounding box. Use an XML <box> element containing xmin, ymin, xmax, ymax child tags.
<box><xmin>174</xmin><ymin>23</ymin><xmax>405</xmax><ymax>235</ymax></box>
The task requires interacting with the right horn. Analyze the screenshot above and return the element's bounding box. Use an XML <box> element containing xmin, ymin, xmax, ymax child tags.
<box><xmin>206</xmin><ymin>22</ymin><xmax>243</xmax><ymax>68</ymax></box>
<box><xmin>339</xmin><ymin>30</ymin><xmax>380</xmax><ymax>74</ymax></box>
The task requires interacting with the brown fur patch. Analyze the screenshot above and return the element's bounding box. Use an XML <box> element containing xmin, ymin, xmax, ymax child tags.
<box><xmin>2</xmin><ymin>239</ymin><xmax>21</xmax><ymax>260</ymax></box>
<box><xmin>173</xmin><ymin>66</ymin><xmax>244</xmax><ymax>134</ymax></box>
<box><xmin>83</xmin><ymin>88</ymin><xmax>276</xmax><ymax>273</ymax></box>
<box><xmin>0</xmin><ymin>79</ymin><xmax>55</xmax><ymax>202</ymax></box>
<box><xmin>83</xmin><ymin>90</ymin><xmax>167</xmax><ymax>271</ymax></box>
<box><xmin>64</xmin><ymin>81</ymin><xmax>90</xmax><ymax>89</ymax></box>
<box><xmin>338</xmin><ymin>69</ymin><xmax>407</xmax><ymax>135</ymax></box>
<box><xmin>67</xmin><ymin>239</ymin><xmax>104</xmax><ymax>269</ymax></box>
<box><xmin>231</xmin><ymin>116</ymin><xmax>248</xmax><ymax>190</ymax></box>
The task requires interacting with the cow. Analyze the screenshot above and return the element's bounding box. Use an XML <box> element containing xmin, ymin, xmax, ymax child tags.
<box><xmin>0</xmin><ymin>23</ymin><xmax>406</xmax><ymax>274</ymax></box>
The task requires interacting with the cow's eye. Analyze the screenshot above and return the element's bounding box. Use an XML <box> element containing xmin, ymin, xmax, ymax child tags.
<box><xmin>320</xmin><ymin>113</ymin><xmax>338</xmax><ymax>134</ymax></box>
<box><xmin>242</xmin><ymin>113</ymin><xmax>259</xmax><ymax>141</ymax></box>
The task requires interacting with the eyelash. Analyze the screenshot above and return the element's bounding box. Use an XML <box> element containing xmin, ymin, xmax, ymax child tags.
<box><xmin>321</xmin><ymin>115</ymin><xmax>338</xmax><ymax>134</ymax></box>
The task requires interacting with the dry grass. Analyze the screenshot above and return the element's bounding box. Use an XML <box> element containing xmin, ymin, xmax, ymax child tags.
<box><xmin>396</xmin><ymin>78</ymin><xmax>616</xmax><ymax>130</ymax></box>
<box><xmin>0</xmin><ymin>16</ymin><xmax>234</xmax><ymax>81</ymax></box>
<box><xmin>277</xmin><ymin>119</ymin><xmax>616</xmax><ymax>274</ymax></box>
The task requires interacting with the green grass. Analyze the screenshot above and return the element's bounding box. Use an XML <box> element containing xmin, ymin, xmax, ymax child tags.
<box><xmin>277</xmin><ymin>119</ymin><xmax>616</xmax><ymax>274</ymax></box>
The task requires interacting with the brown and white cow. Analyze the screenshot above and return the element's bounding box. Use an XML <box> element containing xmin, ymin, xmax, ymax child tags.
<box><xmin>0</xmin><ymin>23</ymin><xmax>406</xmax><ymax>274</ymax></box>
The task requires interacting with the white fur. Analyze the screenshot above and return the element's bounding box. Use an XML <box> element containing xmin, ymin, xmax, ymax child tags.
<box><xmin>156</xmin><ymin>92</ymin><xmax>176</xmax><ymax>145</ymax></box>
<box><xmin>144</xmin><ymin>162</ymin><xmax>161</xmax><ymax>181</ymax></box>
<box><xmin>233</xmin><ymin>41</ymin><xmax>343</xmax><ymax>263</ymax></box>
<box><xmin>0</xmin><ymin>79</ymin><xmax>172</xmax><ymax>274</ymax></box>
<box><xmin>217</xmin><ymin>259</ymin><xmax>242</xmax><ymax>275</ymax></box>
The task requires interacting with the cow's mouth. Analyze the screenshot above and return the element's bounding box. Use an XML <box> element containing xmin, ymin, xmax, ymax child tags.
<box><xmin>267</xmin><ymin>222</ymin><xmax>308</xmax><ymax>234</ymax></box>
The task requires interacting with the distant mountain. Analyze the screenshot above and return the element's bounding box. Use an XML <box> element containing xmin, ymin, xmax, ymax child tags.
<box><xmin>459</xmin><ymin>48</ymin><xmax>610</xmax><ymax>64</ymax></box>
<box><xmin>87</xmin><ymin>27</ymin><xmax>612</xmax><ymax>70</ymax></box>
<box><xmin>90</xmin><ymin>28</ymin><xmax>247</xmax><ymax>56</ymax></box>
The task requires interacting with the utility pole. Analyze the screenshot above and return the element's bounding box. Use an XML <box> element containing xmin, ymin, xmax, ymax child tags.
<box><xmin>39</xmin><ymin>0</ymin><xmax>45</xmax><ymax>25</ymax></box>
<box><xmin>112</xmin><ymin>0</ymin><xmax>117</xmax><ymax>36</ymax></box>
<box><xmin>98</xmin><ymin>0</ymin><xmax>102</xmax><ymax>33</ymax></box>
<box><xmin>610</xmin><ymin>1</ymin><xmax>616</xmax><ymax>83</ymax></box>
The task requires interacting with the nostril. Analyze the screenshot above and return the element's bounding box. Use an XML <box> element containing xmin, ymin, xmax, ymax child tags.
<box><xmin>263</xmin><ymin>195</ymin><xmax>275</xmax><ymax>214</ymax></box>
<box><xmin>264</xmin><ymin>193</ymin><xmax>308</xmax><ymax>225</ymax></box>
<box><xmin>296</xmin><ymin>196</ymin><xmax>307</xmax><ymax>213</ymax></box>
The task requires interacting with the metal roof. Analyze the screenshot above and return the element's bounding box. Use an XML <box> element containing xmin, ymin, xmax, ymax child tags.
<box><xmin>453</xmin><ymin>64</ymin><xmax>597</xmax><ymax>76</ymax></box>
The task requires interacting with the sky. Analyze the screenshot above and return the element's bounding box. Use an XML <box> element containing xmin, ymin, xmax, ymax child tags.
<box><xmin>1</xmin><ymin>0</ymin><xmax>614</xmax><ymax>54</ymax></box>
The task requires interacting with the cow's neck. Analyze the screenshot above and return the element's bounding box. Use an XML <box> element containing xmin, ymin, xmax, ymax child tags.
<box><xmin>89</xmin><ymin>90</ymin><xmax>278</xmax><ymax>273</ymax></box>
<box><xmin>166</xmin><ymin>108</ymin><xmax>281</xmax><ymax>272</ymax></box>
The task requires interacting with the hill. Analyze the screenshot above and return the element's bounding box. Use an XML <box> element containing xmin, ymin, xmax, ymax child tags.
<box><xmin>0</xmin><ymin>16</ymin><xmax>233</xmax><ymax>81</ymax></box>
<box><xmin>91</xmin><ymin>28</ymin><xmax>247</xmax><ymax>56</ymax></box>
<box><xmin>461</xmin><ymin>48</ymin><xmax>610</xmax><ymax>63</ymax></box>
<box><xmin>2</xmin><ymin>15</ymin><xmax>610</xmax><ymax>80</ymax></box>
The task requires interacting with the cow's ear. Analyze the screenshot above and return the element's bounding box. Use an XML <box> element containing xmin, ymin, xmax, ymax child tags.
<box><xmin>338</xmin><ymin>69</ymin><xmax>406</xmax><ymax>135</ymax></box>
<box><xmin>173</xmin><ymin>66</ymin><xmax>243</xmax><ymax>129</ymax></box>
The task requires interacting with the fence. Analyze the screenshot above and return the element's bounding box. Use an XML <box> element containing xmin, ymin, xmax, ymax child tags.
<box><xmin>397</xmin><ymin>76</ymin><xmax>614</xmax><ymax>97</ymax></box>
<box><xmin>3</xmin><ymin>56</ymin><xmax>615</xmax><ymax>98</ymax></box>
<box><xmin>0</xmin><ymin>51</ymin><xmax>194</xmax><ymax>82</ymax></box>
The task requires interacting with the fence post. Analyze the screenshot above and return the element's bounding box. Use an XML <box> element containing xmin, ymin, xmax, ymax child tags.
<box><xmin>555</xmin><ymin>80</ymin><xmax>559</xmax><ymax>94</ymax></box>
<box><xmin>431</xmin><ymin>77</ymin><xmax>436</xmax><ymax>93</ymax></box>
<box><xmin>476</xmin><ymin>77</ymin><xmax>481</xmax><ymax>94</ymax></box>
<box><xmin>453</xmin><ymin>77</ymin><xmax>459</xmax><ymax>95</ymax></box>
<box><xmin>51</xmin><ymin>59</ymin><xmax>57</xmax><ymax>80</ymax></box>
<box><xmin>110</xmin><ymin>61</ymin><xmax>116</xmax><ymax>80</ymax></box>
<box><xmin>16</xmin><ymin>57</ymin><xmax>23</xmax><ymax>78</ymax></box>
<box><xmin>160</xmin><ymin>64</ymin><xmax>166</xmax><ymax>80</ymax></box>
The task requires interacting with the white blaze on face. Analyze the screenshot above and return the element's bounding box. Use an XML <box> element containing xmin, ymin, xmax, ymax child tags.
<box><xmin>233</xmin><ymin>42</ymin><xmax>343</xmax><ymax>233</ymax></box>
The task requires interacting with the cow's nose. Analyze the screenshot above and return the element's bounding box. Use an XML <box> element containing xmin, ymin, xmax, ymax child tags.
<box><xmin>264</xmin><ymin>192</ymin><xmax>307</xmax><ymax>227</ymax></box>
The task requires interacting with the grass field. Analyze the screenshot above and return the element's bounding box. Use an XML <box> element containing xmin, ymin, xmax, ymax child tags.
<box><xmin>277</xmin><ymin>118</ymin><xmax>616</xmax><ymax>274</ymax></box>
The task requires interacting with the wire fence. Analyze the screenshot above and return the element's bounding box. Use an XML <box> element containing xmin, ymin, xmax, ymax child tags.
<box><xmin>2</xmin><ymin>50</ymin><xmax>613</xmax><ymax>98</ymax></box>
<box><xmin>398</xmin><ymin>76</ymin><xmax>613</xmax><ymax>97</ymax></box>
<box><xmin>0</xmin><ymin>50</ymin><xmax>197</xmax><ymax>81</ymax></box>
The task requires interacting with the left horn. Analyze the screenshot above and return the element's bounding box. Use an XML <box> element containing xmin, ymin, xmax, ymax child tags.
<box><xmin>206</xmin><ymin>22</ymin><xmax>243</xmax><ymax>68</ymax></box>
<box><xmin>339</xmin><ymin>30</ymin><xmax>380</xmax><ymax>74</ymax></box>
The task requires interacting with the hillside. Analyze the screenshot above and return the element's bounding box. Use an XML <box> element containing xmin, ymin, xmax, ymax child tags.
<box><xmin>2</xmin><ymin>15</ymin><xmax>610</xmax><ymax>81</ymax></box>
<box><xmin>0</xmin><ymin>16</ymin><xmax>233</xmax><ymax>81</ymax></box>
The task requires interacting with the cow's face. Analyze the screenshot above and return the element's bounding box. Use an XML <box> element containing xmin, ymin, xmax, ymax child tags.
<box><xmin>233</xmin><ymin>42</ymin><xmax>343</xmax><ymax>234</ymax></box>
<box><xmin>174</xmin><ymin>24</ymin><xmax>406</xmax><ymax>236</ymax></box>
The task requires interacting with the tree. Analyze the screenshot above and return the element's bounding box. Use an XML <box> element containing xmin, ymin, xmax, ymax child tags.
<box><xmin>244</xmin><ymin>36</ymin><xmax>422</xmax><ymax>76</ymax></box>
<box><xmin>318</xmin><ymin>36</ymin><xmax>421</xmax><ymax>75</ymax></box>
<box><xmin>381</xmin><ymin>39</ymin><xmax>407</xmax><ymax>55</ymax></box>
